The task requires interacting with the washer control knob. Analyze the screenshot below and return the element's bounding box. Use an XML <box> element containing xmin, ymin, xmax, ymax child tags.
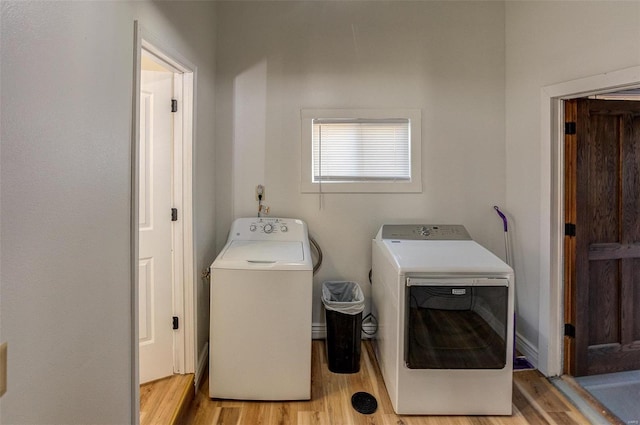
<box><xmin>280</xmin><ymin>225</ymin><xmax>288</xmax><ymax>233</ymax></box>
<box><xmin>249</xmin><ymin>224</ymin><xmax>257</xmax><ymax>232</ymax></box>
<box><xmin>263</xmin><ymin>223</ymin><xmax>273</xmax><ymax>233</ymax></box>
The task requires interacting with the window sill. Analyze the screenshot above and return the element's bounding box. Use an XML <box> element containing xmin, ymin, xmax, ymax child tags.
<box><xmin>300</xmin><ymin>180</ymin><xmax>422</xmax><ymax>194</ymax></box>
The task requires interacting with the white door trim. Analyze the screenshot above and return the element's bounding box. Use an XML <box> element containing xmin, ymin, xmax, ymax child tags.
<box><xmin>131</xmin><ymin>21</ymin><xmax>196</xmax><ymax>423</ymax></box>
<box><xmin>539</xmin><ymin>65</ymin><xmax>640</xmax><ymax>377</ymax></box>
<box><xmin>172</xmin><ymin>71</ymin><xmax>185</xmax><ymax>374</ymax></box>
<box><xmin>140</xmin><ymin>28</ymin><xmax>196</xmax><ymax>376</ymax></box>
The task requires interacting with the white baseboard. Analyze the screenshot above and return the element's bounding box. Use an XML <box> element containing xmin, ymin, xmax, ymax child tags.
<box><xmin>195</xmin><ymin>342</ymin><xmax>209</xmax><ymax>389</ymax></box>
<box><xmin>515</xmin><ymin>331</ymin><xmax>538</xmax><ymax>367</ymax></box>
<box><xmin>312</xmin><ymin>323</ymin><xmax>325</xmax><ymax>339</ymax></box>
<box><xmin>312</xmin><ymin>322</ymin><xmax>377</xmax><ymax>340</ymax></box>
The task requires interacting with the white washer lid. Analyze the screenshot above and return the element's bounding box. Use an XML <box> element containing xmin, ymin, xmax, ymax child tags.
<box><xmin>221</xmin><ymin>240</ymin><xmax>304</xmax><ymax>262</ymax></box>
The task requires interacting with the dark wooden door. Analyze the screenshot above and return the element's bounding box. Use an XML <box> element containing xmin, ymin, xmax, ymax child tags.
<box><xmin>565</xmin><ymin>98</ymin><xmax>640</xmax><ymax>376</ymax></box>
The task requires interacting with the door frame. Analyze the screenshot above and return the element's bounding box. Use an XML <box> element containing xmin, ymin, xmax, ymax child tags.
<box><xmin>131</xmin><ymin>21</ymin><xmax>196</xmax><ymax>423</ymax></box>
<box><xmin>539</xmin><ymin>65</ymin><xmax>640</xmax><ymax>377</ymax></box>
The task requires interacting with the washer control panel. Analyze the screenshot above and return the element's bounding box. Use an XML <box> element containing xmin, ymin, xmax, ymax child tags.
<box><xmin>228</xmin><ymin>217</ymin><xmax>303</xmax><ymax>241</ymax></box>
<box><xmin>380</xmin><ymin>224</ymin><xmax>471</xmax><ymax>240</ymax></box>
<box><xmin>248</xmin><ymin>218</ymin><xmax>290</xmax><ymax>234</ymax></box>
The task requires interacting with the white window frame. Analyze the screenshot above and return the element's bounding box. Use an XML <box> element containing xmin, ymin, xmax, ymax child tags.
<box><xmin>300</xmin><ymin>108</ymin><xmax>422</xmax><ymax>193</ymax></box>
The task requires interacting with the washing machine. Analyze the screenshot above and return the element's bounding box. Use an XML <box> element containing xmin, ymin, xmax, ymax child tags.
<box><xmin>371</xmin><ymin>224</ymin><xmax>514</xmax><ymax>415</ymax></box>
<box><xmin>209</xmin><ymin>217</ymin><xmax>312</xmax><ymax>400</ymax></box>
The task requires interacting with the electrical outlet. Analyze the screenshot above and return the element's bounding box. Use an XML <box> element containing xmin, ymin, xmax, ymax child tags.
<box><xmin>256</xmin><ymin>185</ymin><xmax>265</xmax><ymax>201</ymax></box>
<box><xmin>0</xmin><ymin>342</ymin><xmax>7</xmax><ymax>397</ymax></box>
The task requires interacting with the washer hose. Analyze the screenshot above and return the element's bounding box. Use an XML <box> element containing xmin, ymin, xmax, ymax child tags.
<box><xmin>309</xmin><ymin>235</ymin><xmax>323</xmax><ymax>275</ymax></box>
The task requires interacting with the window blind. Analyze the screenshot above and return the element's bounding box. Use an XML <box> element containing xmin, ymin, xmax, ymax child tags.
<box><xmin>312</xmin><ymin>118</ymin><xmax>411</xmax><ymax>182</ymax></box>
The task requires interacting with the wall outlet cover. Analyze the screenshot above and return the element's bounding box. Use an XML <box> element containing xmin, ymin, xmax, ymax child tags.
<box><xmin>256</xmin><ymin>184</ymin><xmax>265</xmax><ymax>201</ymax></box>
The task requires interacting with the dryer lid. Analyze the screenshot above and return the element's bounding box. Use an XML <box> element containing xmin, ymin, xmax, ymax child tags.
<box><xmin>379</xmin><ymin>239</ymin><xmax>513</xmax><ymax>275</ymax></box>
<box><xmin>221</xmin><ymin>240</ymin><xmax>304</xmax><ymax>263</ymax></box>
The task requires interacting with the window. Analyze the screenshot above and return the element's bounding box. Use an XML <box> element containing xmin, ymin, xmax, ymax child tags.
<box><xmin>301</xmin><ymin>109</ymin><xmax>422</xmax><ymax>193</ymax></box>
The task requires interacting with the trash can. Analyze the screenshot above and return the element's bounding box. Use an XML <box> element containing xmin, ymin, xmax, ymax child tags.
<box><xmin>322</xmin><ymin>281</ymin><xmax>365</xmax><ymax>373</ymax></box>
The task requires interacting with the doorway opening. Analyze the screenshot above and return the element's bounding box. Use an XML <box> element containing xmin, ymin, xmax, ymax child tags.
<box><xmin>562</xmin><ymin>91</ymin><xmax>640</xmax><ymax>425</ymax></box>
<box><xmin>541</xmin><ymin>67</ymin><xmax>640</xmax><ymax>424</ymax></box>
<box><xmin>138</xmin><ymin>48</ymin><xmax>184</xmax><ymax>384</ymax></box>
<box><xmin>563</xmin><ymin>92</ymin><xmax>640</xmax><ymax>377</ymax></box>
<box><xmin>132</xmin><ymin>22</ymin><xmax>196</xmax><ymax>424</ymax></box>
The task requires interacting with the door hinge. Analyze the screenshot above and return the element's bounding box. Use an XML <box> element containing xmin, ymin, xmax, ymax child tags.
<box><xmin>172</xmin><ymin>316</ymin><xmax>179</xmax><ymax>330</ymax></box>
<box><xmin>171</xmin><ymin>208</ymin><xmax>178</xmax><ymax>222</ymax></box>
<box><xmin>564</xmin><ymin>323</ymin><xmax>575</xmax><ymax>338</ymax></box>
<box><xmin>565</xmin><ymin>223</ymin><xmax>576</xmax><ymax>237</ymax></box>
<box><xmin>171</xmin><ymin>99</ymin><xmax>178</xmax><ymax>113</ymax></box>
<box><xmin>565</xmin><ymin>122</ymin><xmax>576</xmax><ymax>135</ymax></box>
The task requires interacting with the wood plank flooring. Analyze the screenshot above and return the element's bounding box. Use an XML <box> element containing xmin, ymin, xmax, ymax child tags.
<box><xmin>181</xmin><ymin>341</ymin><xmax>591</xmax><ymax>425</ymax></box>
<box><xmin>141</xmin><ymin>373</ymin><xmax>194</xmax><ymax>425</ymax></box>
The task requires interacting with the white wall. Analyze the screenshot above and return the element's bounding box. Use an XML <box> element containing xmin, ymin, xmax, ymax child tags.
<box><xmin>0</xmin><ymin>1</ymin><xmax>216</xmax><ymax>423</ymax></box>
<box><xmin>214</xmin><ymin>1</ymin><xmax>507</xmax><ymax>326</ymax></box>
<box><xmin>505</xmin><ymin>1</ymin><xmax>640</xmax><ymax>372</ymax></box>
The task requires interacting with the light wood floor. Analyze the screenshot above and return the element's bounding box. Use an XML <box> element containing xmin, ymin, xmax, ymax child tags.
<box><xmin>141</xmin><ymin>373</ymin><xmax>194</xmax><ymax>425</ymax></box>
<box><xmin>181</xmin><ymin>340</ymin><xmax>592</xmax><ymax>425</ymax></box>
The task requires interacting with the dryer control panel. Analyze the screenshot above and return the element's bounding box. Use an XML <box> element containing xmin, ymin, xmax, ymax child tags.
<box><xmin>380</xmin><ymin>224</ymin><xmax>471</xmax><ymax>240</ymax></box>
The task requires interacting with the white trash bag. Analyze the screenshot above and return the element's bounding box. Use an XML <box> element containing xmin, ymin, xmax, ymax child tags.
<box><xmin>322</xmin><ymin>281</ymin><xmax>365</xmax><ymax>316</ymax></box>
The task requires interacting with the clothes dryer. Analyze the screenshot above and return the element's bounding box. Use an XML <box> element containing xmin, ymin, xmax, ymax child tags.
<box><xmin>371</xmin><ymin>224</ymin><xmax>514</xmax><ymax>415</ymax></box>
<box><xmin>209</xmin><ymin>217</ymin><xmax>312</xmax><ymax>400</ymax></box>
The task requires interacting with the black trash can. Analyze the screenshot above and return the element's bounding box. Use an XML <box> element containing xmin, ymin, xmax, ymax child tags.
<box><xmin>322</xmin><ymin>281</ymin><xmax>365</xmax><ymax>373</ymax></box>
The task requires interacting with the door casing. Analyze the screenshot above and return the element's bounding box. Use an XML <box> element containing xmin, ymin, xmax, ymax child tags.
<box><xmin>539</xmin><ymin>66</ymin><xmax>640</xmax><ymax>377</ymax></box>
<box><xmin>131</xmin><ymin>21</ymin><xmax>196</xmax><ymax>424</ymax></box>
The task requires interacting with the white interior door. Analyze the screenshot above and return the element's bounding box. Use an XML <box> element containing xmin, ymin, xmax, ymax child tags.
<box><xmin>139</xmin><ymin>66</ymin><xmax>175</xmax><ymax>384</ymax></box>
